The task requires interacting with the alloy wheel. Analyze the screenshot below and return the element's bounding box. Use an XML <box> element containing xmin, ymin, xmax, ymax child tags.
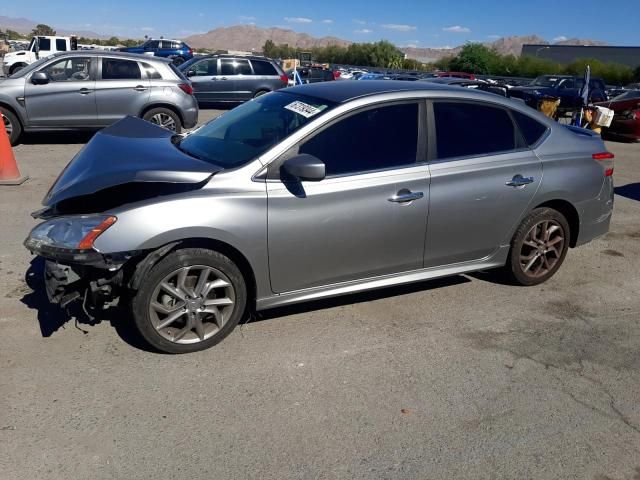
<box><xmin>149</xmin><ymin>112</ymin><xmax>177</xmax><ymax>131</ymax></box>
<box><xmin>149</xmin><ymin>265</ymin><xmax>236</xmax><ymax>344</ymax></box>
<box><xmin>519</xmin><ymin>219</ymin><xmax>565</xmax><ymax>279</ymax></box>
<box><xmin>1</xmin><ymin>113</ymin><xmax>12</xmax><ymax>137</ymax></box>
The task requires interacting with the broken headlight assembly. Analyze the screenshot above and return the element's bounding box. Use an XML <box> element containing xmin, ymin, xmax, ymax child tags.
<box><xmin>24</xmin><ymin>215</ymin><xmax>117</xmax><ymax>262</ymax></box>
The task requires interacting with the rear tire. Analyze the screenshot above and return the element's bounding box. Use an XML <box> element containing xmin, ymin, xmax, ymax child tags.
<box><xmin>131</xmin><ymin>248</ymin><xmax>247</xmax><ymax>354</ymax></box>
<box><xmin>504</xmin><ymin>208</ymin><xmax>570</xmax><ymax>286</ymax></box>
<box><xmin>142</xmin><ymin>107</ymin><xmax>182</xmax><ymax>133</ymax></box>
<box><xmin>172</xmin><ymin>56</ymin><xmax>186</xmax><ymax>66</ymax></box>
<box><xmin>9</xmin><ymin>63</ymin><xmax>27</xmax><ymax>75</ymax></box>
<box><xmin>253</xmin><ymin>89</ymin><xmax>269</xmax><ymax>99</ymax></box>
<box><xmin>0</xmin><ymin>107</ymin><xmax>22</xmax><ymax>146</ymax></box>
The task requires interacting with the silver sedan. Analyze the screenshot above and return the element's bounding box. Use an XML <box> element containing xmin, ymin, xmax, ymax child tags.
<box><xmin>25</xmin><ymin>81</ymin><xmax>614</xmax><ymax>353</ymax></box>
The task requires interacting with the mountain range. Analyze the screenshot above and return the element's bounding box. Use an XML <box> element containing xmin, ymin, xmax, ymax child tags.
<box><xmin>0</xmin><ymin>15</ymin><xmax>608</xmax><ymax>61</ymax></box>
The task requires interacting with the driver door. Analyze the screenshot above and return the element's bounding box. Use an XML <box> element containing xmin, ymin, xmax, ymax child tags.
<box><xmin>24</xmin><ymin>55</ymin><xmax>97</xmax><ymax>127</ymax></box>
<box><xmin>267</xmin><ymin>101</ymin><xmax>429</xmax><ymax>293</ymax></box>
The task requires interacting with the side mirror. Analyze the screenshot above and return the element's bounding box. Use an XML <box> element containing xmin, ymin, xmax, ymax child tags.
<box><xmin>31</xmin><ymin>72</ymin><xmax>50</xmax><ymax>85</ymax></box>
<box><xmin>282</xmin><ymin>154</ymin><xmax>325</xmax><ymax>182</ymax></box>
<box><xmin>186</xmin><ymin>69</ymin><xmax>196</xmax><ymax>77</ymax></box>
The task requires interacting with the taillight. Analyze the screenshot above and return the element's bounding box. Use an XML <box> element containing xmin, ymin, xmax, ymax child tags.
<box><xmin>178</xmin><ymin>83</ymin><xmax>193</xmax><ymax>95</ymax></box>
<box><xmin>333</xmin><ymin>70</ymin><xmax>341</xmax><ymax>79</ymax></box>
<box><xmin>279</xmin><ymin>74</ymin><xmax>288</xmax><ymax>84</ymax></box>
<box><xmin>593</xmin><ymin>151</ymin><xmax>614</xmax><ymax>177</ymax></box>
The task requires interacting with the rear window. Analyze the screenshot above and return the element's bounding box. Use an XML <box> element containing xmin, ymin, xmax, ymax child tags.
<box><xmin>512</xmin><ymin>111</ymin><xmax>548</xmax><ymax>147</ymax></box>
<box><xmin>251</xmin><ymin>60</ymin><xmax>277</xmax><ymax>76</ymax></box>
<box><xmin>55</xmin><ymin>39</ymin><xmax>66</xmax><ymax>51</ymax></box>
<box><xmin>102</xmin><ymin>59</ymin><xmax>141</xmax><ymax>80</ymax></box>
<box><xmin>141</xmin><ymin>62</ymin><xmax>162</xmax><ymax>79</ymax></box>
<box><xmin>434</xmin><ymin>102</ymin><xmax>517</xmax><ymax>160</ymax></box>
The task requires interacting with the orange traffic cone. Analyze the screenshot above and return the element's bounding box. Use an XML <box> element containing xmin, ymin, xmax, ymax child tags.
<box><xmin>0</xmin><ymin>115</ymin><xmax>27</xmax><ymax>185</ymax></box>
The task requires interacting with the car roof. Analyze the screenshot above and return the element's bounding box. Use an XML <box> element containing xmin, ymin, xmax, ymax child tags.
<box><xmin>47</xmin><ymin>50</ymin><xmax>172</xmax><ymax>63</ymax></box>
<box><xmin>284</xmin><ymin>80</ymin><xmax>472</xmax><ymax>103</ymax></box>
<box><xmin>193</xmin><ymin>54</ymin><xmax>273</xmax><ymax>61</ymax></box>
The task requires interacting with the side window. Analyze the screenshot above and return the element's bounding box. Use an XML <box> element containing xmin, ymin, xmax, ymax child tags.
<box><xmin>55</xmin><ymin>39</ymin><xmax>67</xmax><ymax>51</ymax></box>
<box><xmin>192</xmin><ymin>59</ymin><xmax>217</xmax><ymax>76</ymax></box>
<box><xmin>41</xmin><ymin>57</ymin><xmax>92</xmax><ymax>81</ymax></box>
<box><xmin>172</xmin><ymin>42</ymin><xmax>182</xmax><ymax>49</ymax></box>
<box><xmin>433</xmin><ymin>102</ymin><xmax>516</xmax><ymax>160</ymax></box>
<box><xmin>298</xmin><ymin>103</ymin><xmax>419</xmax><ymax>177</ymax></box>
<box><xmin>235</xmin><ymin>59</ymin><xmax>252</xmax><ymax>75</ymax></box>
<box><xmin>145</xmin><ymin>40</ymin><xmax>159</xmax><ymax>49</ymax></box>
<box><xmin>140</xmin><ymin>62</ymin><xmax>161</xmax><ymax>79</ymax></box>
<box><xmin>558</xmin><ymin>78</ymin><xmax>575</xmax><ymax>90</ymax></box>
<box><xmin>101</xmin><ymin>59</ymin><xmax>142</xmax><ymax>80</ymax></box>
<box><xmin>220</xmin><ymin>58</ymin><xmax>235</xmax><ymax>75</ymax></box>
<box><xmin>512</xmin><ymin>110</ymin><xmax>548</xmax><ymax>147</ymax></box>
<box><xmin>38</xmin><ymin>38</ymin><xmax>51</xmax><ymax>51</ymax></box>
<box><xmin>251</xmin><ymin>60</ymin><xmax>277</xmax><ymax>76</ymax></box>
<box><xmin>160</xmin><ymin>40</ymin><xmax>173</xmax><ymax>49</ymax></box>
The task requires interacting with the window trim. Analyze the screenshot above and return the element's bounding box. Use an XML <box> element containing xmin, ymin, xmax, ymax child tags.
<box><xmin>266</xmin><ymin>99</ymin><xmax>427</xmax><ymax>181</ymax></box>
<box><xmin>427</xmin><ymin>98</ymin><xmax>532</xmax><ymax>164</ymax></box>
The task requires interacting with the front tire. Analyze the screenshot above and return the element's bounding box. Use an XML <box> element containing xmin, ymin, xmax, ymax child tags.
<box><xmin>131</xmin><ymin>248</ymin><xmax>247</xmax><ymax>353</ymax></box>
<box><xmin>142</xmin><ymin>107</ymin><xmax>182</xmax><ymax>133</ymax></box>
<box><xmin>504</xmin><ymin>208</ymin><xmax>570</xmax><ymax>286</ymax></box>
<box><xmin>0</xmin><ymin>107</ymin><xmax>22</xmax><ymax>146</ymax></box>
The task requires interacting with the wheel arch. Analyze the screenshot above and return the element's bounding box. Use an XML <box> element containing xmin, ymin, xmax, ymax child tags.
<box><xmin>532</xmin><ymin>199</ymin><xmax>580</xmax><ymax>248</ymax></box>
<box><xmin>0</xmin><ymin>101</ymin><xmax>26</xmax><ymax>126</ymax></box>
<box><xmin>127</xmin><ymin>237</ymin><xmax>258</xmax><ymax>310</ymax></box>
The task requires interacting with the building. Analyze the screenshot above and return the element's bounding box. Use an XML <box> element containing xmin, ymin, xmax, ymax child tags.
<box><xmin>522</xmin><ymin>44</ymin><xmax>640</xmax><ymax>68</ymax></box>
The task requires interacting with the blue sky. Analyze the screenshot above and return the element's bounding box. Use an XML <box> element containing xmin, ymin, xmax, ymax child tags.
<box><xmin>3</xmin><ymin>0</ymin><xmax>638</xmax><ymax>46</ymax></box>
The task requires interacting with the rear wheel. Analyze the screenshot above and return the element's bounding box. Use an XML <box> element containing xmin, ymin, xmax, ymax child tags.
<box><xmin>504</xmin><ymin>208</ymin><xmax>570</xmax><ymax>286</ymax></box>
<box><xmin>0</xmin><ymin>107</ymin><xmax>22</xmax><ymax>146</ymax></box>
<box><xmin>9</xmin><ymin>63</ymin><xmax>27</xmax><ymax>75</ymax></box>
<box><xmin>131</xmin><ymin>248</ymin><xmax>247</xmax><ymax>353</ymax></box>
<box><xmin>142</xmin><ymin>107</ymin><xmax>182</xmax><ymax>133</ymax></box>
<box><xmin>253</xmin><ymin>89</ymin><xmax>269</xmax><ymax>99</ymax></box>
<box><xmin>172</xmin><ymin>56</ymin><xmax>186</xmax><ymax>66</ymax></box>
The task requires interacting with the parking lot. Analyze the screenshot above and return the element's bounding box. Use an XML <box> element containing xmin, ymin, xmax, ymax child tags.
<box><xmin>1</xmin><ymin>108</ymin><xmax>640</xmax><ymax>479</ymax></box>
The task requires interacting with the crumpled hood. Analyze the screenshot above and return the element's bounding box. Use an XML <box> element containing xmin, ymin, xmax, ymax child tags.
<box><xmin>43</xmin><ymin>116</ymin><xmax>221</xmax><ymax>207</ymax></box>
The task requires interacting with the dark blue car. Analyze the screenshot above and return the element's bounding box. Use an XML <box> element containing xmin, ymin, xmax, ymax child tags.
<box><xmin>118</xmin><ymin>39</ymin><xmax>193</xmax><ymax>65</ymax></box>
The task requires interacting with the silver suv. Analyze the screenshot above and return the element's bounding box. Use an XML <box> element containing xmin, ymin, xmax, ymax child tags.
<box><xmin>0</xmin><ymin>51</ymin><xmax>198</xmax><ymax>145</ymax></box>
<box><xmin>25</xmin><ymin>82</ymin><xmax>614</xmax><ymax>354</ymax></box>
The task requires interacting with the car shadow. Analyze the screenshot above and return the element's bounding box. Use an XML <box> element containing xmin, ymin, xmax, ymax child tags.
<box><xmin>20</xmin><ymin>131</ymin><xmax>97</xmax><ymax>145</ymax></box>
<box><xmin>615</xmin><ymin>183</ymin><xmax>640</xmax><ymax>202</ymax></box>
<box><xmin>20</xmin><ymin>257</ymin><xmax>157</xmax><ymax>352</ymax></box>
<box><xmin>252</xmin><ymin>275</ymin><xmax>471</xmax><ymax>324</ymax></box>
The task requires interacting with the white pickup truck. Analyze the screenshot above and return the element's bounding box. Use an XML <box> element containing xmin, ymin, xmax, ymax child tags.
<box><xmin>2</xmin><ymin>36</ymin><xmax>78</xmax><ymax>76</ymax></box>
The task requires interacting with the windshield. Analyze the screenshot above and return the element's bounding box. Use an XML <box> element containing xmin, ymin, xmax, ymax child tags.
<box><xmin>530</xmin><ymin>76</ymin><xmax>561</xmax><ymax>87</ymax></box>
<box><xmin>611</xmin><ymin>90</ymin><xmax>640</xmax><ymax>101</ymax></box>
<box><xmin>178</xmin><ymin>56</ymin><xmax>201</xmax><ymax>71</ymax></box>
<box><xmin>177</xmin><ymin>92</ymin><xmax>335</xmax><ymax>168</ymax></box>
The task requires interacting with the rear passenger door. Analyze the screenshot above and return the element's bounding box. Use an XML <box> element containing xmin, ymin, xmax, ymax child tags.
<box><xmin>223</xmin><ymin>58</ymin><xmax>254</xmax><ymax>101</ymax></box>
<box><xmin>95</xmin><ymin>57</ymin><xmax>150</xmax><ymax>126</ymax></box>
<box><xmin>424</xmin><ymin>101</ymin><xmax>544</xmax><ymax>267</ymax></box>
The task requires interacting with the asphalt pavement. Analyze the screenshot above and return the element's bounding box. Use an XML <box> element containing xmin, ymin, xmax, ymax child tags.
<box><xmin>1</xmin><ymin>110</ymin><xmax>639</xmax><ymax>480</ymax></box>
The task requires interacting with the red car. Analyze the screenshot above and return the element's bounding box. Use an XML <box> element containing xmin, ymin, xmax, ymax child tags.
<box><xmin>597</xmin><ymin>90</ymin><xmax>640</xmax><ymax>142</ymax></box>
<box><xmin>436</xmin><ymin>71</ymin><xmax>476</xmax><ymax>80</ymax></box>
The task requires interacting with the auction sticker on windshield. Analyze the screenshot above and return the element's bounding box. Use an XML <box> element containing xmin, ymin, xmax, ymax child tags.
<box><xmin>284</xmin><ymin>101</ymin><xmax>323</xmax><ymax>118</ymax></box>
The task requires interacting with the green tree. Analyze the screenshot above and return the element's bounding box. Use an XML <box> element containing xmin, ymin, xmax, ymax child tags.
<box><xmin>4</xmin><ymin>29</ymin><xmax>27</xmax><ymax>40</ymax></box>
<box><xmin>31</xmin><ymin>24</ymin><xmax>56</xmax><ymax>36</ymax></box>
<box><xmin>634</xmin><ymin>65</ymin><xmax>640</xmax><ymax>81</ymax></box>
<box><xmin>449</xmin><ymin>43</ymin><xmax>501</xmax><ymax>74</ymax></box>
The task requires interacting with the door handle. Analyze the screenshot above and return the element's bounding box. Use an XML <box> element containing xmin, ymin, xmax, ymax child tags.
<box><xmin>505</xmin><ymin>175</ymin><xmax>534</xmax><ymax>187</ymax></box>
<box><xmin>133</xmin><ymin>85</ymin><xmax>148</xmax><ymax>92</ymax></box>
<box><xmin>388</xmin><ymin>190</ymin><xmax>424</xmax><ymax>203</ymax></box>
<box><xmin>78</xmin><ymin>88</ymin><xmax>92</xmax><ymax>95</ymax></box>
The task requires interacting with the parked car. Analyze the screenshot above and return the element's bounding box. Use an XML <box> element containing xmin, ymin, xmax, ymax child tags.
<box><xmin>596</xmin><ymin>90</ymin><xmax>640</xmax><ymax>142</ymax></box>
<box><xmin>437</xmin><ymin>71</ymin><xmax>476</xmax><ymax>80</ymax></box>
<box><xmin>286</xmin><ymin>66</ymin><xmax>336</xmax><ymax>85</ymax></box>
<box><xmin>509</xmin><ymin>75</ymin><xmax>608</xmax><ymax>113</ymax></box>
<box><xmin>118</xmin><ymin>39</ymin><xmax>193</xmax><ymax>66</ymax></box>
<box><xmin>0</xmin><ymin>51</ymin><xmax>197</xmax><ymax>145</ymax></box>
<box><xmin>179</xmin><ymin>55</ymin><xmax>287</xmax><ymax>103</ymax></box>
<box><xmin>358</xmin><ymin>73</ymin><xmax>392</xmax><ymax>80</ymax></box>
<box><xmin>24</xmin><ymin>81</ymin><xmax>614</xmax><ymax>353</ymax></box>
<box><xmin>422</xmin><ymin>77</ymin><xmax>509</xmax><ymax>97</ymax></box>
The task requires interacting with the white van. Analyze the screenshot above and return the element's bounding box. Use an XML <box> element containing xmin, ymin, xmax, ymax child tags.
<box><xmin>2</xmin><ymin>36</ymin><xmax>78</xmax><ymax>76</ymax></box>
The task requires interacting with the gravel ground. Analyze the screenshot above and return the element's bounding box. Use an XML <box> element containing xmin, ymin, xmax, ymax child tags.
<box><xmin>1</xmin><ymin>111</ymin><xmax>639</xmax><ymax>480</ymax></box>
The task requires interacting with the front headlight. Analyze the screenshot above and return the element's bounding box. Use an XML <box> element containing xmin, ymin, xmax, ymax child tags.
<box><xmin>25</xmin><ymin>215</ymin><xmax>117</xmax><ymax>252</ymax></box>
